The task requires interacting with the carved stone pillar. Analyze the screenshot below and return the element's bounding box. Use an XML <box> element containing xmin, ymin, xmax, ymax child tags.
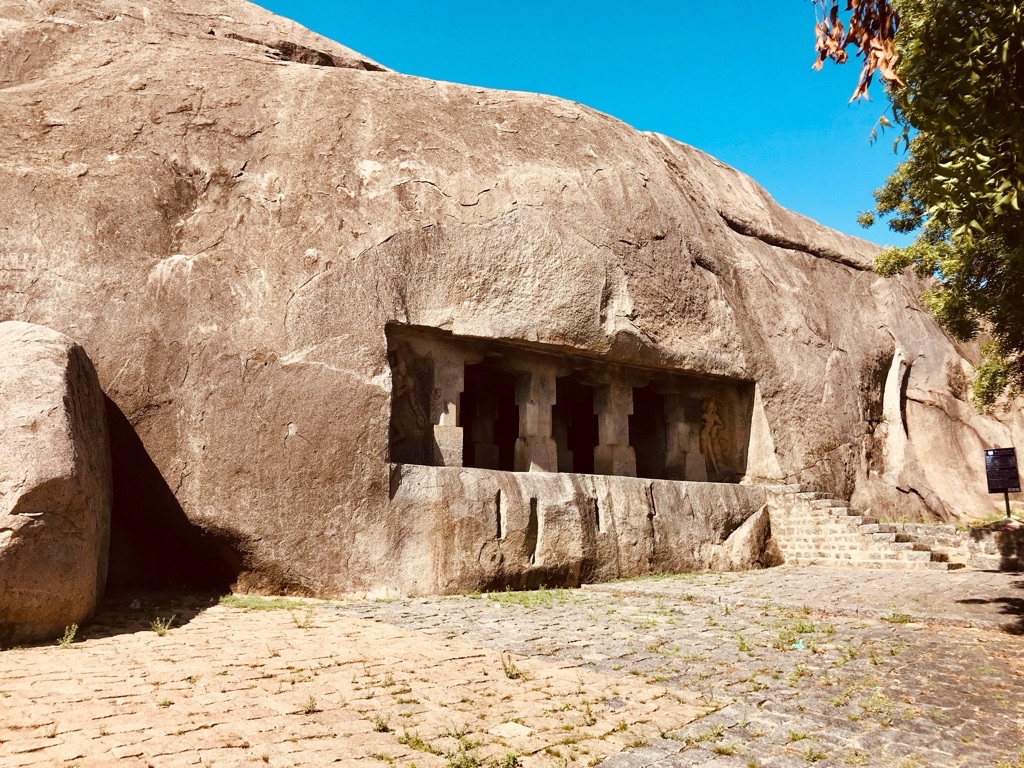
<box><xmin>663</xmin><ymin>394</ymin><xmax>708</xmax><ymax>481</ymax></box>
<box><xmin>594</xmin><ymin>381</ymin><xmax>636</xmax><ymax>476</ymax></box>
<box><xmin>429</xmin><ymin>354</ymin><xmax>464</xmax><ymax>467</ymax></box>
<box><xmin>514</xmin><ymin>367</ymin><xmax>558</xmax><ymax>472</ymax></box>
<box><xmin>470</xmin><ymin>395</ymin><xmax>500</xmax><ymax>470</ymax></box>
<box><xmin>664</xmin><ymin>395</ymin><xmax>688</xmax><ymax>480</ymax></box>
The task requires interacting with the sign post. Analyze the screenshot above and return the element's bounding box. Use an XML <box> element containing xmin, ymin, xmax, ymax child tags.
<box><xmin>984</xmin><ymin>448</ymin><xmax>1020</xmax><ymax>519</ymax></box>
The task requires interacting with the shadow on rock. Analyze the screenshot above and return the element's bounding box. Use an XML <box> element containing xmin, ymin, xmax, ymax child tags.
<box><xmin>970</xmin><ymin>524</ymin><xmax>1024</xmax><ymax>572</ymax></box>
<box><xmin>104</xmin><ymin>396</ymin><xmax>244</xmax><ymax>592</ymax></box>
<box><xmin>8</xmin><ymin>592</ymin><xmax>231</xmax><ymax>647</ymax></box>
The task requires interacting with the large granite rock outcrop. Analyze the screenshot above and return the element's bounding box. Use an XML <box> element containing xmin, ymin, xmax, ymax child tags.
<box><xmin>0</xmin><ymin>0</ymin><xmax>1020</xmax><ymax>594</ymax></box>
<box><xmin>0</xmin><ymin>322</ymin><xmax>111</xmax><ymax>644</ymax></box>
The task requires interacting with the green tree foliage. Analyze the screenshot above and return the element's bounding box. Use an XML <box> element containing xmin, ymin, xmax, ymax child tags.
<box><xmin>813</xmin><ymin>0</ymin><xmax>1024</xmax><ymax>409</ymax></box>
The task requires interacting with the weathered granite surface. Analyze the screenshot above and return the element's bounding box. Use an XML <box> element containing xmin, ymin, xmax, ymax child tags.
<box><xmin>0</xmin><ymin>0</ymin><xmax>1020</xmax><ymax>593</ymax></box>
<box><xmin>386</xmin><ymin>466</ymin><xmax>772</xmax><ymax>595</ymax></box>
<box><xmin>0</xmin><ymin>321</ymin><xmax>111</xmax><ymax>644</ymax></box>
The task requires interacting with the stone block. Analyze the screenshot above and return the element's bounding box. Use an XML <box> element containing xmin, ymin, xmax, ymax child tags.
<box><xmin>0</xmin><ymin>321</ymin><xmax>111</xmax><ymax>645</ymax></box>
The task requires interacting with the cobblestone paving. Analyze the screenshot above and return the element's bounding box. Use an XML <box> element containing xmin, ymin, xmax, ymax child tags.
<box><xmin>330</xmin><ymin>567</ymin><xmax>1024</xmax><ymax>768</ymax></box>
<box><xmin>1</xmin><ymin>566</ymin><xmax>1022</xmax><ymax>767</ymax></box>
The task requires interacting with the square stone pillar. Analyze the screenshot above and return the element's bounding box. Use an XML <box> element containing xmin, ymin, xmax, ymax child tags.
<box><xmin>514</xmin><ymin>367</ymin><xmax>558</xmax><ymax>472</ymax></box>
<box><xmin>429</xmin><ymin>354</ymin><xmax>464</xmax><ymax>467</ymax></box>
<box><xmin>664</xmin><ymin>395</ymin><xmax>688</xmax><ymax>480</ymax></box>
<box><xmin>470</xmin><ymin>395</ymin><xmax>500</xmax><ymax>470</ymax></box>
<box><xmin>594</xmin><ymin>381</ymin><xmax>636</xmax><ymax>476</ymax></box>
<box><xmin>664</xmin><ymin>395</ymin><xmax>707</xmax><ymax>481</ymax></box>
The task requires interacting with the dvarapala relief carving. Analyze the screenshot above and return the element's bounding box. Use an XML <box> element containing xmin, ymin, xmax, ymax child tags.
<box><xmin>387</xmin><ymin>325</ymin><xmax>754</xmax><ymax>483</ymax></box>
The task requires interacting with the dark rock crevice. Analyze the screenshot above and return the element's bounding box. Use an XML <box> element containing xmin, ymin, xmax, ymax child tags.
<box><xmin>720</xmin><ymin>213</ymin><xmax>870</xmax><ymax>271</ymax></box>
<box><xmin>221</xmin><ymin>32</ymin><xmax>385</xmax><ymax>71</ymax></box>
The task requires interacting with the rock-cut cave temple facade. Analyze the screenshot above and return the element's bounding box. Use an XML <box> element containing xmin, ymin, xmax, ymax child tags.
<box><xmin>0</xmin><ymin>0</ymin><xmax>1022</xmax><ymax>598</ymax></box>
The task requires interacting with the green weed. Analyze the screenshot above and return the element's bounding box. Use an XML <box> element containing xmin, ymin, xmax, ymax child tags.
<box><xmin>398</xmin><ymin>731</ymin><xmax>442</xmax><ymax>755</ymax></box>
<box><xmin>57</xmin><ymin>624</ymin><xmax>78</xmax><ymax>648</ymax></box>
<box><xmin>150</xmin><ymin>616</ymin><xmax>175</xmax><ymax>636</ymax></box>
<box><xmin>219</xmin><ymin>595</ymin><xmax>314</xmax><ymax>611</ymax></box>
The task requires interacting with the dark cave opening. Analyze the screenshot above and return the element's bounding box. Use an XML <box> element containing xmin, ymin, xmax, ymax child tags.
<box><xmin>460</xmin><ymin>360</ymin><xmax>519</xmax><ymax>472</ymax></box>
<box><xmin>630</xmin><ymin>385</ymin><xmax>668</xmax><ymax>480</ymax></box>
<box><xmin>552</xmin><ymin>375</ymin><xmax>599</xmax><ymax>474</ymax></box>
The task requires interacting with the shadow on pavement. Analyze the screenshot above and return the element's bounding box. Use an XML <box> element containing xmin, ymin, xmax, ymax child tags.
<box><xmin>77</xmin><ymin>591</ymin><xmax>227</xmax><ymax>644</ymax></box>
<box><xmin>956</xmin><ymin>579</ymin><xmax>1024</xmax><ymax>635</ymax></box>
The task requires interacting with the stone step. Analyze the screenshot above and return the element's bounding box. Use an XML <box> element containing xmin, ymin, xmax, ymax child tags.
<box><xmin>928</xmin><ymin>561</ymin><xmax>966</xmax><ymax>570</ymax></box>
<box><xmin>855</xmin><ymin>523</ymin><xmax>897</xmax><ymax>535</ymax></box>
<box><xmin>796</xmin><ymin>491</ymin><xmax>831</xmax><ymax>501</ymax></box>
<box><xmin>772</xmin><ymin>484</ymin><xmax>805</xmax><ymax>493</ymax></box>
<box><xmin>784</xmin><ymin>519</ymin><xmax>881</xmax><ymax>533</ymax></box>
<box><xmin>769</xmin><ymin>492</ymin><xmax>977</xmax><ymax>572</ymax></box>
<box><xmin>777</xmin><ymin>519</ymin><xmax>866</xmax><ymax>529</ymax></box>
<box><xmin>894</xmin><ymin>523</ymin><xmax>959</xmax><ymax>536</ymax></box>
<box><xmin>867</xmin><ymin>532</ymin><xmax>916</xmax><ymax>543</ymax></box>
<box><xmin>828</xmin><ymin>507</ymin><xmax>860</xmax><ymax>516</ymax></box>
<box><xmin>787</xmin><ymin>556</ymin><xmax>964</xmax><ymax>571</ymax></box>
<box><xmin>881</xmin><ymin>542</ymin><xmax>916</xmax><ymax>551</ymax></box>
<box><xmin>901</xmin><ymin>550</ymin><xmax>939</xmax><ymax>563</ymax></box>
<box><xmin>811</xmin><ymin>498</ymin><xmax>849</xmax><ymax>509</ymax></box>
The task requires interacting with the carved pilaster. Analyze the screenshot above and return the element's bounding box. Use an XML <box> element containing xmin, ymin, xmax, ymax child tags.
<box><xmin>428</xmin><ymin>349</ymin><xmax>465</xmax><ymax>468</ymax></box>
<box><xmin>593</xmin><ymin>380</ymin><xmax>636</xmax><ymax>477</ymax></box>
<box><xmin>514</xmin><ymin>366</ymin><xmax>558</xmax><ymax>472</ymax></box>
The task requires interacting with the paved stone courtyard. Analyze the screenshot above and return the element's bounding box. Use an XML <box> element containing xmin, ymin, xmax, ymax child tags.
<box><xmin>1</xmin><ymin>566</ymin><xmax>1022</xmax><ymax>767</ymax></box>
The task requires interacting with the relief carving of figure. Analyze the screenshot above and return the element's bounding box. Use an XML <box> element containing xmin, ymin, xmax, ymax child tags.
<box><xmin>699</xmin><ymin>397</ymin><xmax>725</xmax><ymax>476</ymax></box>
<box><xmin>390</xmin><ymin>346</ymin><xmax>428</xmax><ymax>460</ymax></box>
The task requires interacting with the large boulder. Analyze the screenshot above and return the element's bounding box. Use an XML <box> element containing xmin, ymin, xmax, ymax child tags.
<box><xmin>0</xmin><ymin>0</ymin><xmax>1020</xmax><ymax>595</ymax></box>
<box><xmin>0</xmin><ymin>322</ymin><xmax>111</xmax><ymax>645</ymax></box>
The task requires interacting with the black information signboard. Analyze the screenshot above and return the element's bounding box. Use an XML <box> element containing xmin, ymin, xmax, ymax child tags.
<box><xmin>985</xmin><ymin>447</ymin><xmax>1021</xmax><ymax>494</ymax></box>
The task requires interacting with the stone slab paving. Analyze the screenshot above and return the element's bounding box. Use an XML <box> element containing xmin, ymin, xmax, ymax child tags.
<box><xmin>585</xmin><ymin>566</ymin><xmax>1024</xmax><ymax>633</ymax></box>
<box><xmin>328</xmin><ymin>567</ymin><xmax>1024</xmax><ymax>768</ymax></box>
<box><xmin>2</xmin><ymin>565</ymin><xmax>1023</xmax><ymax>767</ymax></box>
<box><xmin>0</xmin><ymin>595</ymin><xmax>706</xmax><ymax>768</ymax></box>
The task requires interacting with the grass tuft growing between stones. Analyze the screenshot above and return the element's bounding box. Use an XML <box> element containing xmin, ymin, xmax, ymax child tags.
<box><xmin>220</xmin><ymin>594</ymin><xmax>318</xmax><ymax>612</ymax></box>
<box><xmin>57</xmin><ymin>624</ymin><xmax>78</xmax><ymax>648</ymax></box>
<box><xmin>301</xmin><ymin>695</ymin><xmax>319</xmax><ymax>714</ymax></box>
<box><xmin>882</xmin><ymin>613</ymin><xmax>912</xmax><ymax>624</ymax></box>
<box><xmin>150</xmin><ymin>615</ymin><xmax>175</xmax><ymax>636</ymax></box>
<box><xmin>486</xmin><ymin>588</ymin><xmax>577</xmax><ymax>609</ymax></box>
<box><xmin>397</xmin><ymin>731</ymin><xmax>442</xmax><ymax>755</ymax></box>
<box><xmin>501</xmin><ymin>653</ymin><xmax>525</xmax><ymax>680</ymax></box>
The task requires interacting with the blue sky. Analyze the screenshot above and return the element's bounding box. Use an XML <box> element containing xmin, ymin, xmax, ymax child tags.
<box><xmin>252</xmin><ymin>1</ymin><xmax>911</xmax><ymax>247</ymax></box>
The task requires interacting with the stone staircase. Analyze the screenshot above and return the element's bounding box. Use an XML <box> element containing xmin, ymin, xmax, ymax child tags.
<box><xmin>768</xmin><ymin>486</ymin><xmax>966</xmax><ymax>570</ymax></box>
<box><xmin>889</xmin><ymin>520</ymin><xmax>1023</xmax><ymax>571</ymax></box>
